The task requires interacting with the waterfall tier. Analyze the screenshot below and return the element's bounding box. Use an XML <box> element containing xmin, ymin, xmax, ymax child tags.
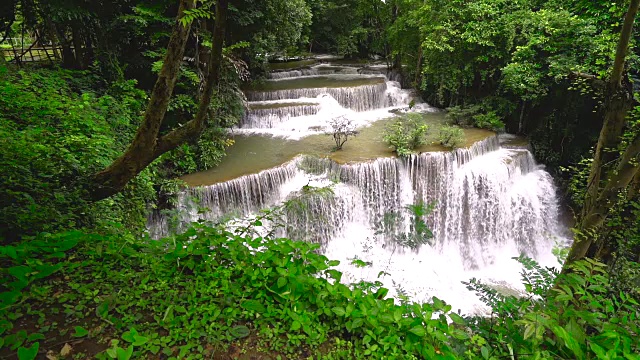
<box><xmin>246</xmin><ymin>83</ymin><xmax>396</xmax><ymax>112</ymax></box>
<box><xmin>151</xmin><ymin>59</ymin><xmax>565</xmax><ymax>314</ymax></box>
<box><xmin>148</xmin><ymin>135</ymin><xmax>564</xmax><ymax>313</ymax></box>
<box><xmin>241</xmin><ymin>103</ymin><xmax>321</xmax><ymax>128</ymax></box>
<box><xmin>268</xmin><ymin>66</ymin><xmax>361</xmax><ymax>79</ymax></box>
<box><xmin>150</xmin><ymin>136</ymin><xmax>558</xmax><ymax>259</ymax></box>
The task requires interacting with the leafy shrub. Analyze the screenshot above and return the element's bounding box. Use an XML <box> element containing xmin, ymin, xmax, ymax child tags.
<box><xmin>0</xmin><ymin>68</ymin><xmax>155</xmax><ymax>240</ymax></box>
<box><xmin>438</xmin><ymin>125</ymin><xmax>466</xmax><ymax>148</ymax></box>
<box><xmin>0</xmin><ymin>222</ymin><xmax>466</xmax><ymax>359</ymax></box>
<box><xmin>383</xmin><ymin>113</ymin><xmax>429</xmax><ymax>156</ymax></box>
<box><xmin>465</xmin><ymin>256</ymin><xmax>640</xmax><ymax>359</ymax></box>
<box><xmin>447</xmin><ymin>102</ymin><xmax>506</xmax><ymax>131</ymax></box>
<box><xmin>1</xmin><ymin>218</ymin><xmax>639</xmax><ymax>359</ymax></box>
<box><xmin>472</xmin><ymin>111</ymin><xmax>505</xmax><ymax>131</ymax></box>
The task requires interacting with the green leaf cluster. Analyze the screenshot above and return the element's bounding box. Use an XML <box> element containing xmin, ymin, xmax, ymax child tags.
<box><xmin>438</xmin><ymin>125</ymin><xmax>466</xmax><ymax>149</ymax></box>
<box><xmin>0</xmin><ymin>68</ymin><xmax>156</xmax><ymax>239</ymax></box>
<box><xmin>383</xmin><ymin>113</ymin><xmax>429</xmax><ymax>157</ymax></box>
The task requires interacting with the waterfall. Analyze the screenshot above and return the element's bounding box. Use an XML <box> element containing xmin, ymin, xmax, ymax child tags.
<box><xmin>148</xmin><ymin>60</ymin><xmax>566</xmax><ymax>314</ymax></box>
<box><xmin>241</xmin><ymin>104</ymin><xmax>321</xmax><ymax>128</ymax></box>
<box><xmin>246</xmin><ymin>83</ymin><xmax>395</xmax><ymax>112</ymax></box>
<box><xmin>268</xmin><ymin>66</ymin><xmax>360</xmax><ymax>79</ymax></box>
<box><xmin>239</xmin><ymin>68</ymin><xmax>416</xmax><ymax>139</ymax></box>
<box><xmin>147</xmin><ymin>136</ymin><xmax>564</xmax><ymax>313</ymax></box>
<box><xmin>149</xmin><ymin>159</ymin><xmax>300</xmax><ymax>239</ymax></box>
<box><xmin>269</xmin><ymin>69</ymin><xmax>320</xmax><ymax>79</ymax></box>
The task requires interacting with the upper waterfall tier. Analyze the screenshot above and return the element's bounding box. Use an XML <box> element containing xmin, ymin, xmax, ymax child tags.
<box><xmin>241</xmin><ymin>102</ymin><xmax>321</xmax><ymax>128</ymax></box>
<box><xmin>238</xmin><ymin>64</ymin><xmax>416</xmax><ymax>139</ymax></box>
<box><xmin>268</xmin><ymin>65</ymin><xmax>360</xmax><ymax>79</ymax></box>
<box><xmin>246</xmin><ymin>82</ymin><xmax>393</xmax><ymax>112</ymax></box>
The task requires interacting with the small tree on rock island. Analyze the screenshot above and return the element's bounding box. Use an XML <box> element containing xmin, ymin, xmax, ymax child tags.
<box><xmin>327</xmin><ymin>115</ymin><xmax>358</xmax><ymax>150</ymax></box>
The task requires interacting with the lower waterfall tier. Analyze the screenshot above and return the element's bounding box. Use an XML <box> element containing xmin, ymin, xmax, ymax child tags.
<box><xmin>147</xmin><ymin>136</ymin><xmax>565</xmax><ymax>314</ymax></box>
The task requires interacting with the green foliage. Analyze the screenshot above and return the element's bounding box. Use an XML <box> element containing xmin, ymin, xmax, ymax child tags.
<box><xmin>375</xmin><ymin>202</ymin><xmax>435</xmax><ymax>250</ymax></box>
<box><xmin>438</xmin><ymin>125</ymin><xmax>466</xmax><ymax>149</ymax></box>
<box><xmin>3</xmin><ymin>222</ymin><xmax>637</xmax><ymax>359</ymax></box>
<box><xmin>447</xmin><ymin>103</ymin><xmax>506</xmax><ymax>131</ymax></box>
<box><xmin>0</xmin><ymin>223</ymin><xmax>466</xmax><ymax>359</ymax></box>
<box><xmin>465</xmin><ymin>257</ymin><xmax>640</xmax><ymax>359</ymax></box>
<box><xmin>230</xmin><ymin>0</ymin><xmax>312</xmax><ymax>63</ymax></box>
<box><xmin>307</xmin><ymin>0</ymin><xmax>392</xmax><ymax>58</ymax></box>
<box><xmin>180</xmin><ymin>7</ymin><xmax>213</xmax><ymax>27</ymax></box>
<box><xmin>383</xmin><ymin>113</ymin><xmax>429</xmax><ymax>157</ymax></box>
<box><xmin>561</xmin><ymin>158</ymin><xmax>593</xmax><ymax>208</ymax></box>
<box><xmin>0</xmin><ymin>68</ymin><xmax>157</xmax><ymax>240</ymax></box>
<box><xmin>387</xmin><ymin>0</ymin><xmax>630</xmax><ymax>153</ymax></box>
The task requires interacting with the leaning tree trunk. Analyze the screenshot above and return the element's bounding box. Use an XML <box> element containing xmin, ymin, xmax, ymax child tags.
<box><xmin>71</xmin><ymin>23</ymin><xmax>85</xmax><ymax>69</ymax></box>
<box><xmin>89</xmin><ymin>0</ymin><xmax>229</xmax><ymax>201</ymax></box>
<box><xmin>564</xmin><ymin>0</ymin><xmax>640</xmax><ymax>267</ymax></box>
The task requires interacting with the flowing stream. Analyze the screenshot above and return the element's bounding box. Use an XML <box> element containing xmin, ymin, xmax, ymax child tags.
<box><xmin>148</xmin><ymin>59</ymin><xmax>566</xmax><ymax>314</ymax></box>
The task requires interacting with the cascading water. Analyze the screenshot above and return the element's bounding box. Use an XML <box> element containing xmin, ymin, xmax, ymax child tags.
<box><xmin>238</xmin><ymin>69</ymin><xmax>416</xmax><ymax>139</ymax></box>
<box><xmin>148</xmin><ymin>59</ymin><xmax>566</xmax><ymax>314</ymax></box>
<box><xmin>241</xmin><ymin>103</ymin><xmax>321</xmax><ymax>128</ymax></box>
<box><xmin>149</xmin><ymin>137</ymin><xmax>565</xmax><ymax>314</ymax></box>
<box><xmin>246</xmin><ymin>82</ymin><xmax>393</xmax><ymax>111</ymax></box>
<box><xmin>267</xmin><ymin>64</ymin><xmax>360</xmax><ymax>79</ymax></box>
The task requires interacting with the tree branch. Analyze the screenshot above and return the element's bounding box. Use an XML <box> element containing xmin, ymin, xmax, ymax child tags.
<box><xmin>569</xmin><ymin>133</ymin><xmax>640</xmax><ymax>263</ymax></box>
<box><xmin>579</xmin><ymin>0</ymin><xmax>640</xmax><ymax>228</ymax></box>
<box><xmin>569</xmin><ymin>71</ymin><xmax>607</xmax><ymax>90</ymax></box>
<box><xmin>89</xmin><ymin>0</ymin><xmax>195</xmax><ymax>200</ymax></box>
<box><xmin>155</xmin><ymin>0</ymin><xmax>229</xmax><ymax>158</ymax></box>
<box><xmin>611</xmin><ymin>0</ymin><xmax>640</xmax><ymax>86</ymax></box>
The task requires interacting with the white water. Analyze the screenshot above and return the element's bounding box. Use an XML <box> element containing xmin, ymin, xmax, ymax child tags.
<box><xmin>148</xmin><ymin>137</ymin><xmax>565</xmax><ymax>314</ymax></box>
<box><xmin>241</xmin><ymin>104</ymin><xmax>322</xmax><ymax>128</ymax></box>
<box><xmin>148</xmin><ymin>61</ymin><xmax>565</xmax><ymax>314</ymax></box>
<box><xmin>239</xmin><ymin>76</ymin><xmax>421</xmax><ymax>140</ymax></box>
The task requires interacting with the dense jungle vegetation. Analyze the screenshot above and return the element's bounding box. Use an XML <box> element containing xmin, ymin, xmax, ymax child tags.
<box><xmin>1</xmin><ymin>0</ymin><xmax>640</xmax><ymax>358</ymax></box>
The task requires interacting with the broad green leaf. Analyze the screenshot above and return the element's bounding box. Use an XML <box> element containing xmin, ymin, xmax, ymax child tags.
<box><xmin>17</xmin><ymin>343</ymin><xmax>39</xmax><ymax>360</ymax></box>
<box><xmin>241</xmin><ymin>300</ymin><xmax>265</xmax><ymax>313</ymax></box>
<box><xmin>449</xmin><ymin>312</ymin><xmax>465</xmax><ymax>325</ymax></box>
<box><xmin>524</xmin><ymin>325</ymin><xmax>535</xmax><ymax>340</ymax></box>
<box><xmin>229</xmin><ymin>325</ymin><xmax>250</xmax><ymax>339</ymax></box>
<box><xmin>481</xmin><ymin>346</ymin><xmax>489</xmax><ymax>359</ymax></box>
<box><xmin>375</xmin><ymin>287</ymin><xmax>389</xmax><ymax>299</ymax></box>
<box><xmin>73</xmin><ymin>326</ymin><xmax>89</xmax><ymax>338</ymax></box>
<box><xmin>116</xmin><ymin>345</ymin><xmax>133</xmax><ymax>360</ymax></box>
<box><xmin>408</xmin><ymin>326</ymin><xmax>426</xmax><ymax>337</ymax></box>
<box><xmin>332</xmin><ymin>307</ymin><xmax>346</xmax><ymax>317</ymax></box>
<box><xmin>589</xmin><ymin>342</ymin><xmax>607</xmax><ymax>359</ymax></box>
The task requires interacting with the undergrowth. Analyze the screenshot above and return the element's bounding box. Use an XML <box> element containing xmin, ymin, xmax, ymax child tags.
<box><xmin>0</xmin><ymin>222</ymin><xmax>638</xmax><ymax>359</ymax></box>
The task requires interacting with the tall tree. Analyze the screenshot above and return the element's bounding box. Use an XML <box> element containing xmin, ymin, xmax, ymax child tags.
<box><xmin>89</xmin><ymin>0</ymin><xmax>229</xmax><ymax>201</ymax></box>
<box><xmin>565</xmin><ymin>0</ymin><xmax>640</xmax><ymax>266</ymax></box>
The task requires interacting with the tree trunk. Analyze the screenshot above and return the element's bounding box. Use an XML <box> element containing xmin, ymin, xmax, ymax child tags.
<box><xmin>564</xmin><ymin>0</ymin><xmax>640</xmax><ymax>267</ymax></box>
<box><xmin>71</xmin><ymin>23</ymin><xmax>85</xmax><ymax>69</ymax></box>
<box><xmin>89</xmin><ymin>0</ymin><xmax>229</xmax><ymax>201</ymax></box>
<box><xmin>518</xmin><ymin>100</ymin><xmax>526</xmax><ymax>134</ymax></box>
<box><xmin>89</xmin><ymin>0</ymin><xmax>195</xmax><ymax>200</ymax></box>
<box><xmin>57</xmin><ymin>30</ymin><xmax>76</xmax><ymax>69</ymax></box>
<box><xmin>45</xmin><ymin>19</ymin><xmax>61</xmax><ymax>60</ymax></box>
